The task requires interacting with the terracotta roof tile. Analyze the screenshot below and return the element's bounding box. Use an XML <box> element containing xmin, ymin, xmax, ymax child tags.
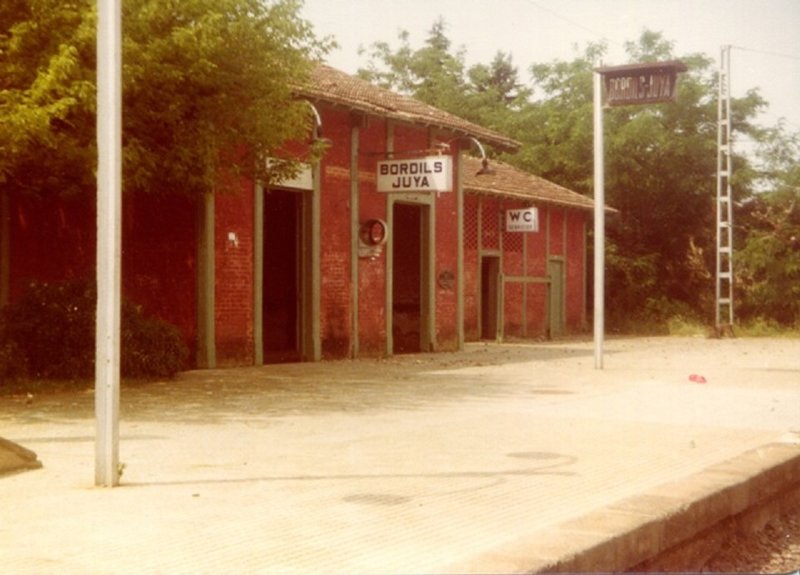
<box><xmin>296</xmin><ymin>64</ymin><xmax>520</xmax><ymax>153</ymax></box>
<box><xmin>463</xmin><ymin>156</ymin><xmax>611</xmax><ymax>212</ymax></box>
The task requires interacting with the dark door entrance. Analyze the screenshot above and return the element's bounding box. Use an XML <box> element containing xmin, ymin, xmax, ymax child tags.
<box><xmin>480</xmin><ymin>255</ymin><xmax>501</xmax><ymax>340</ymax></box>
<box><xmin>263</xmin><ymin>189</ymin><xmax>301</xmax><ymax>362</ymax></box>
<box><xmin>392</xmin><ymin>203</ymin><xmax>423</xmax><ymax>353</ymax></box>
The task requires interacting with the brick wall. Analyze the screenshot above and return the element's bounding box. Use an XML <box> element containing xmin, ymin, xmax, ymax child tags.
<box><xmin>9</xmin><ymin>193</ymin><xmax>95</xmax><ymax>297</ymax></box>
<box><xmin>462</xmin><ymin>197</ymin><xmax>588</xmax><ymax>341</ymax></box>
<box><xmin>463</xmin><ymin>195</ymin><xmax>480</xmax><ymax>340</ymax></box>
<box><xmin>9</xmin><ymin>190</ymin><xmax>198</xmax><ymax>359</ymax></box>
<box><xmin>319</xmin><ymin>107</ymin><xmax>354</xmax><ymax>357</ymax></box>
<box><xmin>214</xmin><ymin>175</ymin><xmax>255</xmax><ymax>365</ymax></box>
<box><xmin>355</xmin><ymin>116</ymin><xmax>389</xmax><ymax>356</ymax></box>
<box><xmin>565</xmin><ymin>211</ymin><xmax>588</xmax><ymax>331</ymax></box>
<box><xmin>123</xmin><ymin>193</ymin><xmax>197</xmax><ymax>353</ymax></box>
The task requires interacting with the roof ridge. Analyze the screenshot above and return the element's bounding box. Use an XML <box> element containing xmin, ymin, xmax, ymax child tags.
<box><xmin>295</xmin><ymin>63</ymin><xmax>520</xmax><ymax>153</ymax></box>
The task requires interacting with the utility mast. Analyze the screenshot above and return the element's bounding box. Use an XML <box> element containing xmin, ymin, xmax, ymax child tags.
<box><xmin>715</xmin><ymin>45</ymin><xmax>734</xmax><ymax>335</ymax></box>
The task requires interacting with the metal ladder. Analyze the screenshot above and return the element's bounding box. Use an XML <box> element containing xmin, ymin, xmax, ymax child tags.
<box><xmin>715</xmin><ymin>45</ymin><xmax>734</xmax><ymax>335</ymax></box>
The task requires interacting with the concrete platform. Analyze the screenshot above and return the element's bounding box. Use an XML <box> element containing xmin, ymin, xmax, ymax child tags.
<box><xmin>1</xmin><ymin>337</ymin><xmax>799</xmax><ymax>573</ymax></box>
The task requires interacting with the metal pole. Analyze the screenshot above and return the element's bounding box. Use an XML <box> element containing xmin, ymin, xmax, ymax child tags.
<box><xmin>593</xmin><ymin>71</ymin><xmax>605</xmax><ymax>369</ymax></box>
<box><xmin>95</xmin><ymin>0</ymin><xmax>122</xmax><ymax>487</ymax></box>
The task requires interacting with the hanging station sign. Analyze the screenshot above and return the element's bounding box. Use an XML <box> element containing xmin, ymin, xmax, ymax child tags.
<box><xmin>506</xmin><ymin>207</ymin><xmax>539</xmax><ymax>232</ymax></box>
<box><xmin>596</xmin><ymin>61</ymin><xmax>688</xmax><ymax>107</ymax></box>
<box><xmin>377</xmin><ymin>156</ymin><xmax>452</xmax><ymax>193</ymax></box>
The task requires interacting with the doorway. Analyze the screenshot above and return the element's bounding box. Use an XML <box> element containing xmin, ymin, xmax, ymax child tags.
<box><xmin>480</xmin><ymin>255</ymin><xmax>501</xmax><ymax>340</ymax></box>
<box><xmin>391</xmin><ymin>202</ymin><xmax>430</xmax><ymax>353</ymax></box>
<box><xmin>263</xmin><ymin>189</ymin><xmax>302</xmax><ymax>362</ymax></box>
<box><xmin>548</xmin><ymin>258</ymin><xmax>565</xmax><ymax>338</ymax></box>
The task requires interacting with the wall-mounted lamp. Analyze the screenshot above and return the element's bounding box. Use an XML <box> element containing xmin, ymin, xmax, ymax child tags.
<box><xmin>466</xmin><ymin>137</ymin><xmax>495</xmax><ymax>176</ymax></box>
<box><xmin>306</xmin><ymin>101</ymin><xmax>333</xmax><ymax>147</ymax></box>
<box><xmin>438</xmin><ymin>136</ymin><xmax>495</xmax><ymax>176</ymax></box>
<box><xmin>307</xmin><ymin>101</ymin><xmax>323</xmax><ymax>138</ymax></box>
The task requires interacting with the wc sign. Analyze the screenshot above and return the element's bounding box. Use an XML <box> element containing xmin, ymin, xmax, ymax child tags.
<box><xmin>506</xmin><ymin>207</ymin><xmax>539</xmax><ymax>232</ymax></box>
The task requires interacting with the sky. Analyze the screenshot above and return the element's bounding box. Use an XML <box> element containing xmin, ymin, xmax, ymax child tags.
<box><xmin>300</xmin><ymin>0</ymin><xmax>800</xmax><ymax>135</ymax></box>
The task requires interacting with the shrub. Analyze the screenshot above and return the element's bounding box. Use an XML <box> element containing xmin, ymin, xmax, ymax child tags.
<box><xmin>0</xmin><ymin>336</ymin><xmax>27</xmax><ymax>381</ymax></box>
<box><xmin>121</xmin><ymin>305</ymin><xmax>188</xmax><ymax>378</ymax></box>
<box><xmin>2</xmin><ymin>279</ymin><xmax>188</xmax><ymax>379</ymax></box>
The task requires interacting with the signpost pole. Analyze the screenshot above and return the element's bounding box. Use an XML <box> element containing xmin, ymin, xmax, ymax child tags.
<box><xmin>95</xmin><ymin>0</ymin><xmax>122</xmax><ymax>487</ymax></box>
<box><xmin>593</xmin><ymin>70</ymin><xmax>605</xmax><ymax>370</ymax></box>
<box><xmin>592</xmin><ymin>60</ymin><xmax>686</xmax><ymax>370</ymax></box>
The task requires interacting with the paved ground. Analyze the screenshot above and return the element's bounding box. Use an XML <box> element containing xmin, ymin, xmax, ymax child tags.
<box><xmin>1</xmin><ymin>337</ymin><xmax>799</xmax><ymax>573</ymax></box>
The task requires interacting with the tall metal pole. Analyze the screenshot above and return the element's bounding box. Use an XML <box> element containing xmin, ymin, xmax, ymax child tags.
<box><xmin>96</xmin><ymin>0</ymin><xmax>122</xmax><ymax>487</ymax></box>
<box><xmin>593</xmin><ymin>70</ymin><xmax>605</xmax><ymax>369</ymax></box>
<box><xmin>716</xmin><ymin>45</ymin><xmax>734</xmax><ymax>334</ymax></box>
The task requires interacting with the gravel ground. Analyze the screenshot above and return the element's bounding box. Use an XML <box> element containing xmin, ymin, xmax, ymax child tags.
<box><xmin>702</xmin><ymin>500</ymin><xmax>800</xmax><ymax>573</ymax></box>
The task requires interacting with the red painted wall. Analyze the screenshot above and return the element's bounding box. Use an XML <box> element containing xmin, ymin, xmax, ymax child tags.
<box><xmin>9</xmin><ymin>191</ymin><xmax>198</xmax><ymax>357</ymax></box>
<box><xmin>565</xmin><ymin>212</ymin><xmax>587</xmax><ymax>331</ymax></box>
<box><xmin>433</xmin><ymin>152</ymin><xmax>459</xmax><ymax>351</ymax></box>
<box><xmin>123</xmin><ymin>193</ymin><xmax>197</xmax><ymax>352</ymax></box>
<box><xmin>463</xmin><ymin>195</ymin><xmax>481</xmax><ymax>341</ymax></box>
<box><xmin>318</xmin><ymin>107</ymin><xmax>355</xmax><ymax>358</ymax></box>
<box><xmin>356</xmin><ymin>116</ymin><xmax>389</xmax><ymax>356</ymax></box>
<box><xmin>6</xmin><ymin>103</ymin><xmax>588</xmax><ymax>368</ymax></box>
<box><xmin>9</xmin><ymin>193</ymin><xmax>95</xmax><ymax>297</ymax></box>
<box><xmin>463</xmin><ymin>195</ymin><xmax>588</xmax><ymax>342</ymax></box>
<box><xmin>214</xmin><ymin>175</ymin><xmax>255</xmax><ymax>365</ymax></box>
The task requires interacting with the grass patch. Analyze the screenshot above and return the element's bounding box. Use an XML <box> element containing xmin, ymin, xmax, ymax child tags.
<box><xmin>666</xmin><ymin>316</ymin><xmax>707</xmax><ymax>337</ymax></box>
<box><xmin>735</xmin><ymin>317</ymin><xmax>800</xmax><ymax>338</ymax></box>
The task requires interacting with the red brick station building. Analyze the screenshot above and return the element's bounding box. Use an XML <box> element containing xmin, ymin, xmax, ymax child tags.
<box><xmin>0</xmin><ymin>65</ymin><xmax>596</xmax><ymax>368</ymax></box>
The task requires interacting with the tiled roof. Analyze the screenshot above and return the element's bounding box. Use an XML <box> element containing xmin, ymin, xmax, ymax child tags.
<box><xmin>462</xmin><ymin>156</ymin><xmax>604</xmax><ymax>212</ymax></box>
<box><xmin>296</xmin><ymin>64</ymin><xmax>520</xmax><ymax>153</ymax></box>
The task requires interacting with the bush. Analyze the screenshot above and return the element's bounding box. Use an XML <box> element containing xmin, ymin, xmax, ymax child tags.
<box><xmin>0</xmin><ymin>337</ymin><xmax>27</xmax><ymax>381</ymax></box>
<box><xmin>121</xmin><ymin>306</ymin><xmax>188</xmax><ymax>378</ymax></box>
<box><xmin>2</xmin><ymin>279</ymin><xmax>188</xmax><ymax>379</ymax></box>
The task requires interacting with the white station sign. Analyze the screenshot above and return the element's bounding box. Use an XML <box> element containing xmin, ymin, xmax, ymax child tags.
<box><xmin>506</xmin><ymin>207</ymin><xmax>539</xmax><ymax>232</ymax></box>
<box><xmin>377</xmin><ymin>156</ymin><xmax>452</xmax><ymax>193</ymax></box>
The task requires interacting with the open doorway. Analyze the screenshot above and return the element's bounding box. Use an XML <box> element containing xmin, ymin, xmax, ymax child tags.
<box><xmin>263</xmin><ymin>189</ymin><xmax>302</xmax><ymax>362</ymax></box>
<box><xmin>480</xmin><ymin>255</ymin><xmax>501</xmax><ymax>340</ymax></box>
<box><xmin>392</xmin><ymin>202</ymin><xmax>430</xmax><ymax>353</ymax></box>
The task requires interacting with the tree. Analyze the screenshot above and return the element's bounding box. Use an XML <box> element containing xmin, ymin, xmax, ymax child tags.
<box><xmin>736</xmin><ymin>123</ymin><xmax>800</xmax><ymax>325</ymax></box>
<box><xmin>358</xmin><ymin>19</ymin><xmax>527</xmax><ymax>138</ymax></box>
<box><xmin>0</xmin><ymin>0</ymin><xmax>330</xmax><ymax>200</ymax></box>
<box><xmin>358</xmin><ymin>18</ymin><xmax>467</xmax><ymax>112</ymax></box>
<box><xmin>0</xmin><ymin>0</ymin><xmax>97</xmax><ymax>196</ymax></box>
<box><xmin>122</xmin><ymin>0</ymin><xmax>331</xmax><ymax>196</ymax></box>
<box><xmin>359</xmin><ymin>23</ymin><xmax>783</xmax><ymax>330</ymax></box>
<box><xmin>518</xmin><ymin>32</ymin><xmax>770</xmax><ymax>328</ymax></box>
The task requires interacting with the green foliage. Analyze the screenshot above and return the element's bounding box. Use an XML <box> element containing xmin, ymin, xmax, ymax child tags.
<box><xmin>0</xmin><ymin>0</ymin><xmax>97</xmax><ymax>196</ymax></box>
<box><xmin>360</xmin><ymin>24</ymin><xmax>794</xmax><ymax>331</ymax></box>
<box><xmin>358</xmin><ymin>18</ymin><xmax>528</xmax><ymax>140</ymax></box>
<box><xmin>1</xmin><ymin>0</ymin><xmax>331</xmax><ymax>199</ymax></box>
<box><xmin>121</xmin><ymin>0</ymin><xmax>331</xmax><ymax>195</ymax></box>
<box><xmin>1</xmin><ymin>280</ymin><xmax>188</xmax><ymax>379</ymax></box>
<box><xmin>736</xmin><ymin>189</ymin><xmax>800</xmax><ymax>325</ymax></box>
<box><xmin>666</xmin><ymin>316</ymin><xmax>706</xmax><ymax>337</ymax></box>
<box><xmin>121</xmin><ymin>303</ymin><xmax>188</xmax><ymax>378</ymax></box>
<box><xmin>736</xmin><ymin>317</ymin><xmax>800</xmax><ymax>337</ymax></box>
<box><xmin>735</xmin><ymin>123</ymin><xmax>800</xmax><ymax>326</ymax></box>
